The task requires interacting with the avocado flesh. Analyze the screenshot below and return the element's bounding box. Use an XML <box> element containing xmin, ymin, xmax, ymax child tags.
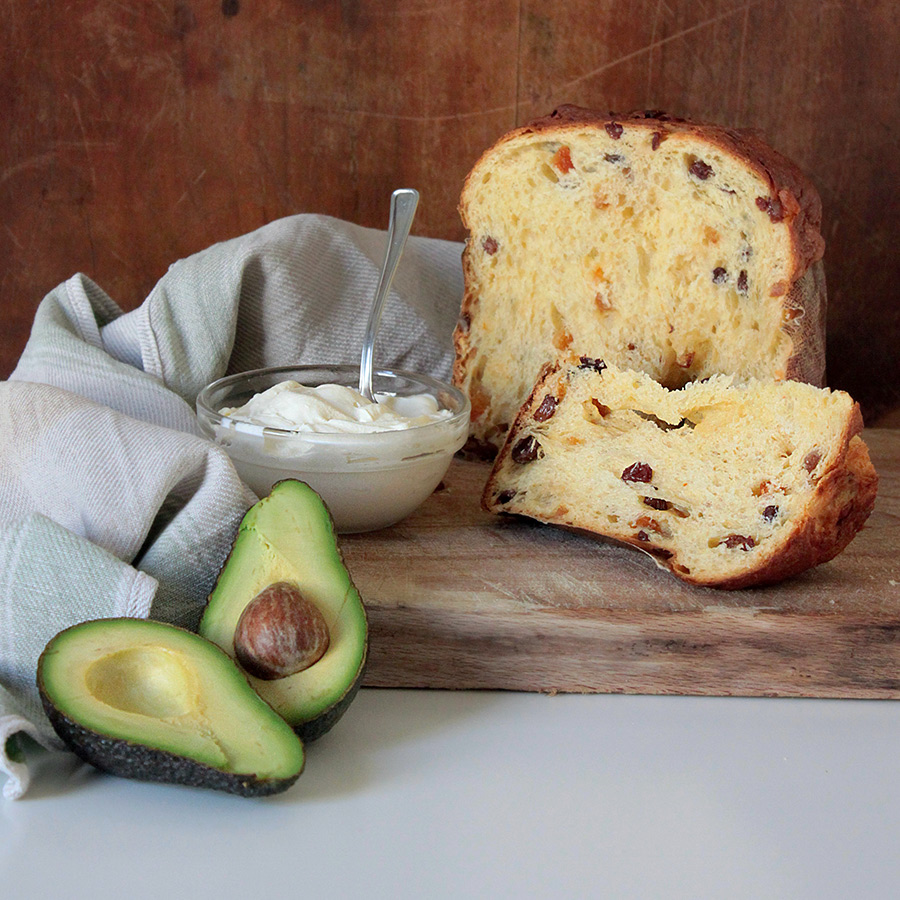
<box><xmin>38</xmin><ymin>618</ymin><xmax>305</xmax><ymax>796</ymax></box>
<box><xmin>200</xmin><ymin>480</ymin><xmax>368</xmax><ymax>741</ymax></box>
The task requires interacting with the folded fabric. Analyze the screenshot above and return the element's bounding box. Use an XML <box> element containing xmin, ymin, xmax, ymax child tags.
<box><xmin>0</xmin><ymin>213</ymin><xmax>463</xmax><ymax>798</ymax></box>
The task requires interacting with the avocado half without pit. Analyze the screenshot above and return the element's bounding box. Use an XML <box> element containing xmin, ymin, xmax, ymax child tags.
<box><xmin>200</xmin><ymin>479</ymin><xmax>369</xmax><ymax>742</ymax></box>
<box><xmin>37</xmin><ymin>618</ymin><xmax>305</xmax><ymax>797</ymax></box>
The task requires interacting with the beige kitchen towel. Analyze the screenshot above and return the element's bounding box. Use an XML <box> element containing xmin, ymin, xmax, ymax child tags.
<box><xmin>0</xmin><ymin>213</ymin><xmax>463</xmax><ymax>798</ymax></box>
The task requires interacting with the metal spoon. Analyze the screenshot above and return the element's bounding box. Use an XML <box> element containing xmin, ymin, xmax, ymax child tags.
<box><xmin>358</xmin><ymin>188</ymin><xmax>419</xmax><ymax>402</ymax></box>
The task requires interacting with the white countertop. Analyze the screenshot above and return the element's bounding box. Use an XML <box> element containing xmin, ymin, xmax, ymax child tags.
<box><xmin>3</xmin><ymin>687</ymin><xmax>899</xmax><ymax>899</ymax></box>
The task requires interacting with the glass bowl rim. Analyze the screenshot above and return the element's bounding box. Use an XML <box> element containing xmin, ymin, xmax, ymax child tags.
<box><xmin>196</xmin><ymin>363</ymin><xmax>471</xmax><ymax>443</ymax></box>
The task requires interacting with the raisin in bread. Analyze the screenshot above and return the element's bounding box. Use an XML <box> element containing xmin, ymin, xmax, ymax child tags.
<box><xmin>454</xmin><ymin>106</ymin><xmax>827</xmax><ymax>456</ymax></box>
<box><xmin>483</xmin><ymin>358</ymin><xmax>876</xmax><ymax>589</ymax></box>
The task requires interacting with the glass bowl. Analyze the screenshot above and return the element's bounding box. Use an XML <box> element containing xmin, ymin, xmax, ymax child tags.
<box><xmin>196</xmin><ymin>365</ymin><xmax>470</xmax><ymax>533</ymax></box>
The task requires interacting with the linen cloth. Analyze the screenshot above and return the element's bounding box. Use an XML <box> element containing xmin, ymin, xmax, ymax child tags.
<box><xmin>0</xmin><ymin>213</ymin><xmax>463</xmax><ymax>799</ymax></box>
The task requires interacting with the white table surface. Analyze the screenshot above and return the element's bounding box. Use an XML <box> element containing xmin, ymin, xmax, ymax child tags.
<box><xmin>3</xmin><ymin>687</ymin><xmax>899</xmax><ymax>899</ymax></box>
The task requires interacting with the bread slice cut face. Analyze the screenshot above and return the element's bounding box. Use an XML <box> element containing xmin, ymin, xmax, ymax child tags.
<box><xmin>454</xmin><ymin>107</ymin><xmax>826</xmax><ymax>456</ymax></box>
<box><xmin>482</xmin><ymin>358</ymin><xmax>876</xmax><ymax>589</ymax></box>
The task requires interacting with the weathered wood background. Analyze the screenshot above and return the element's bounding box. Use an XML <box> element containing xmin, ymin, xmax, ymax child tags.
<box><xmin>2</xmin><ymin>1</ymin><xmax>898</xmax><ymax>421</ymax></box>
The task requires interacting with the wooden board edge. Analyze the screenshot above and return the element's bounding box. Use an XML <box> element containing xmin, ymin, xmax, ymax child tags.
<box><xmin>361</xmin><ymin>605</ymin><xmax>900</xmax><ymax>699</ymax></box>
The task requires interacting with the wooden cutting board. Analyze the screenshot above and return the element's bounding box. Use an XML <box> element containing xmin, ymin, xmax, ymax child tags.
<box><xmin>343</xmin><ymin>429</ymin><xmax>900</xmax><ymax>699</ymax></box>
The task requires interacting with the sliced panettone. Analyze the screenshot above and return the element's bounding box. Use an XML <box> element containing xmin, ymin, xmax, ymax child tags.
<box><xmin>482</xmin><ymin>358</ymin><xmax>876</xmax><ymax>589</ymax></box>
<box><xmin>454</xmin><ymin>106</ymin><xmax>827</xmax><ymax>456</ymax></box>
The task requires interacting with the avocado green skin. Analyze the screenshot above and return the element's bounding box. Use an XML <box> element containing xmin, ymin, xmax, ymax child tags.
<box><xmin>202</xmin><ymin>479</ymin><xmax>369</xmax><ymax>742</ymax></box>
<box><xmin>38</xmin><ymin>688</ymin><xmax>303</xmax><ymax>798</ymax></box>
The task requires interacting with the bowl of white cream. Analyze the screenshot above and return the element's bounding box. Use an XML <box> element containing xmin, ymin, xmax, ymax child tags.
<box><xmin>196</xmin><ymin>365</ymin><xmax>470</xmax><ymax>533</ymax></box>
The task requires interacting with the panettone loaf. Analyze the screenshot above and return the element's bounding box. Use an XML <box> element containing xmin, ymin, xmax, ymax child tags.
<box><xmin>483</xmin><ymin>358</ymin><xmax>876</xmax><ymax>589</ymax></box>
<box><xmin>454</xmin><ymin>106</ymin><xmax>827</xmax><ymax>456</ymax></box>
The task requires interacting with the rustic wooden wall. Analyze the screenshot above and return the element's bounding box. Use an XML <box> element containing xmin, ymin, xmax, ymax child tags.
<box><xmin>2</xmin><ymin>0</ymin><xmax>898</xmax><ymax>420</ymax></box>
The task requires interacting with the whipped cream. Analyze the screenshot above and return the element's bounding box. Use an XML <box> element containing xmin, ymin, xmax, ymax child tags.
<box><xmin>220</xmin><ymin>381</ymin><xmax>453</xmax><ymax>434</ymax></box>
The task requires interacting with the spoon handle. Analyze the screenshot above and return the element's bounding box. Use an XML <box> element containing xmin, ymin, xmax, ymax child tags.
<box><xmin>358</xmin><ymin>188</ymin><xmax>419</xmax><ymax>401</ymax></box>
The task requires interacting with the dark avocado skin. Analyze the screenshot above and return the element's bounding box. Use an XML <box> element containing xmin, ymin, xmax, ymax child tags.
<box><xmin>39</xmin><ymin>690</ymin><xmax>303</xmax><ymax>797</ymax></box>
<box><xmin>294</xmin><ymin>655</ymin><xmax>366</xmax><ymax>743</ymax></box>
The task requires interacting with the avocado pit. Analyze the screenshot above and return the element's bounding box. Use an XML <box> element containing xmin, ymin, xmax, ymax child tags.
<box><xmin>199</xmin><ymin>479</ymin><xmax>369</xmax><ymax>740</ymax></box>
<box><xmin>234</xmin><ymin>581</ymin><xmax>331</xmax><ymax>680</ymax></box>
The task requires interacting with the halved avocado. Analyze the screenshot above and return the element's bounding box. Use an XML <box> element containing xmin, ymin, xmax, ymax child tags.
<box><xmin>199</xmin><ymin>480</ymin><xmax>368</xmax><ymax>742</ymax></box>
<box><xmin>37</xmin><ymin>618</ymin><xmax>305</xmax><ymax>797</ymax></box>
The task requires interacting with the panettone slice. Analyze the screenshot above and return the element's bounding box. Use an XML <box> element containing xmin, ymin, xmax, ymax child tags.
<box><xmin>483</xmin><ymin>358</ymin><xmax>876</xmax><ymax>589</ymax></box>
